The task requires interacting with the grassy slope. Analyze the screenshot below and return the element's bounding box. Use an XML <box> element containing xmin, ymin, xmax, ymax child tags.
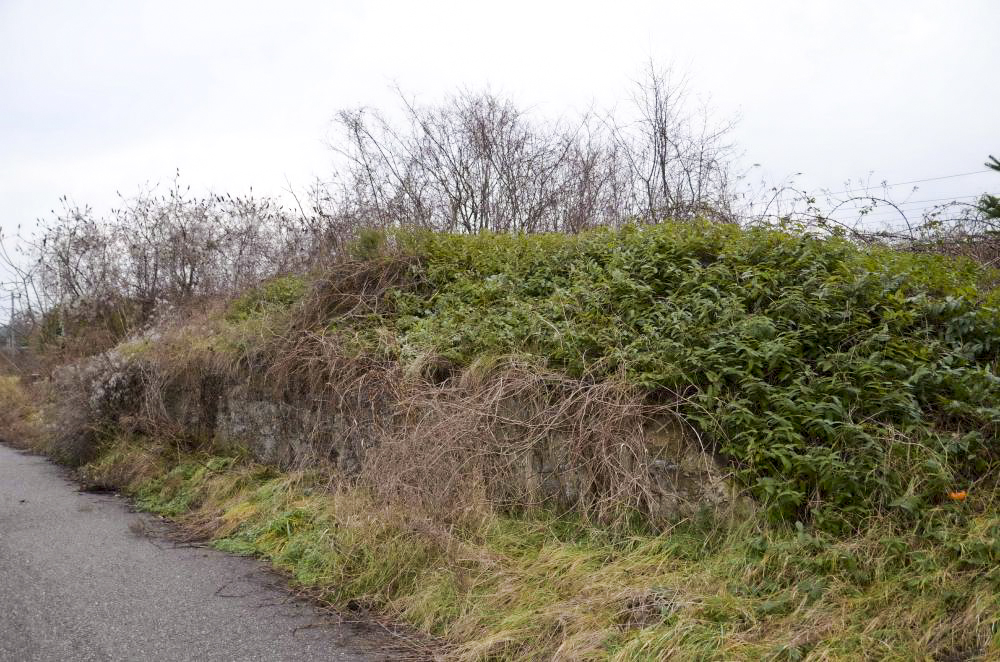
<box><xmin>75</xmin><ymin>438</ymin><xmax>1000</xmax><ymax>660</ymax></box>
<box><xmin>6</xmin><ymin>222</ymin><xmax>1000</xmax><ymax>660</ymax></box>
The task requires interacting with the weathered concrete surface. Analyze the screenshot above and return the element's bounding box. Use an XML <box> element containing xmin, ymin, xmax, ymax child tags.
<box><xmin>0</xmin><ymin>444</ymin><xmax>411</xmax><ymax>662</ymax></box>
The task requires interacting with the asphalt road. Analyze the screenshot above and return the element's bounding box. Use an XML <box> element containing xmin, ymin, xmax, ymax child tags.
<box><xmin>0</xmin><ymin>444</ymin><xmax>406</xmax><ymax>662</ymax></box>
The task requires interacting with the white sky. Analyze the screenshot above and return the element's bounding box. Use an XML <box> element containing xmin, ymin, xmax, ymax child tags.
<box><xmin>1</xmin><ymin>0</ymin><xmax>999</xmax><ymax>295</ymax></box>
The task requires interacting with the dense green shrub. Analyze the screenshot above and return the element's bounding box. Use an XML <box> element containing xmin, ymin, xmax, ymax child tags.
<box><xmin>362</xmin><ymin>223</ymin><xmax>1000</xmax><ymax>527</ymax></box>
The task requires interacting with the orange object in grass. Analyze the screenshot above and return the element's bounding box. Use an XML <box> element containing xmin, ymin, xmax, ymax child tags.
<box><xmin>948</xmin><ymin>490</ymin><xmax>968</xmax><ymax>501</ymax></box>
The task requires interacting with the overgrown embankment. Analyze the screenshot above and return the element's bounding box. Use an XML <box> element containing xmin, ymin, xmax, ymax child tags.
<box><xmin>4</xmin><ymin>222</ymin><xmax>1000</xmax><ymax>660</ymax></box>
<box><xmin>382</xmin><ymin>224</ymin><xmax>1000</xmax><ymax>526</ymax></box>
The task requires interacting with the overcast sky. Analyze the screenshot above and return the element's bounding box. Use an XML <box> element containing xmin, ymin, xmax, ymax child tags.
<box><xmin>1</xmin><ymin>0</ymin><xmax>998</xmax><ymax>291</ymax></box>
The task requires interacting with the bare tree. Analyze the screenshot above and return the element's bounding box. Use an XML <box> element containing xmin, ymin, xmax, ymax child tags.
<box><xmin>330</xmin><ymin>89</ymin><xmax>588</xmax><ymax>233</ymax></box>
<box><xmin>12</xmin><ymin>172</ymin><xmax>329</xmax><ymax>350</ymax></box>
<box><xmin>326</xmin><ymin>67</ymin><xmax>739</xmax><ymax>234</ymax></box>
<box><xmin>606</xmin><ymin>62</ymin><xmax>739</xmax><ymax>223</ymax></box>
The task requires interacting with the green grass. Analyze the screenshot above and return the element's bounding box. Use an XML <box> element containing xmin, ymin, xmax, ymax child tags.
<box><xmin>226</xmin><ymin>274</ymin><xmax>308</xmax><ymax>323</ymax></box>
<box><xmin>82</xmin><ymin>439</ymin><xmax>1000</xmax><ymax>661</ymax></box>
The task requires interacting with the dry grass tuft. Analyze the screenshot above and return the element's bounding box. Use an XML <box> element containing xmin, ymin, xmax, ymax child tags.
<box><xmin>69</xmin><ymin>434</ymin><xmax>1000</xmax><ymax>662</ymax></box>
<box><xmin>0</xmin><ymin>374</ymin><xmax>44</xmax><ymax>449</ymax></box>
<box><xmin>291</xmin><ymin>252</ymin><xmax>421</xmax><ymax>331</ymax></box>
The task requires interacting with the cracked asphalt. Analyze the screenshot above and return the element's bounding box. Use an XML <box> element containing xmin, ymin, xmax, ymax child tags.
<box><xmin>0</xmin><ymin>444</ymin><xmax>407</xmax><ymax>662</ymax></box>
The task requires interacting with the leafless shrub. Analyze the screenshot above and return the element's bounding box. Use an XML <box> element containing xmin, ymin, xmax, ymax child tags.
<box><xmin>257</xmin><ymin>322</ymin><xmax>689</xmax><ymax>526</ymax></box>
<box><xmin>606</xmin><ymin>62</ymin><xmax>739</xmax><ymax>223</ymax></box>
<box><xmin>11</xmin><ymin>173</ymin><xmax>335</xmax><ymax>355</ymax></box>
<box><xmin>40</xmin><ymin>344</ymin><xmax>155</xmax><ymax>465</ymax></box>
<box><xmin>258</xmin><ymin>252</ymin><xmax>417</xmax><ymax>420</ymax></box>
<box><xmin>289</xmin><ymin>252</ymin><xmax>421</xmax><ymax>334</ymax></box>
<box><xmin>47</xmin><ymin>369</ymin><xmax>104</xmax><ymax>466</ymax></box>
<box><xmin>0</xmin><ymin>63</ymin><xmax>743</xmax><ymax>354</ymax></box>
<box><xmin>326</xmin><ymin>66</ymin><xmax>739</xmax><ymax>234</ymax></box>
<box><xmin>329</xmin><ymin>90</ymin><xmax>591</xmax><ymax>233</ymax></box>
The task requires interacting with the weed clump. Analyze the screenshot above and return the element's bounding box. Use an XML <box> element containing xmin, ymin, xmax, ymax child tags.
<box><xmin>0</xmin><ymin>375</ymin><xmax>43</xmax><ymax>447</ymax></box>
<box><xmin>225</xmin><ymin>274</ymin><xmax>308</xmax><ymax>322</ymax></box>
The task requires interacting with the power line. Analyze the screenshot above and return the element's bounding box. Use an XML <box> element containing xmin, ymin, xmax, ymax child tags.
<box><xmin>824</xmin><ymin>196</ymin><xmax>981</xmax><ymax>221</ymax></box>
<box><xmin>757</xmin><ymin>200</ymin><xmax>982</xmax><ymax>226</ymax></box>
<box><xmin>822</xmin><ymin>170</ymin><xmax>993</xmax><ymax>197</ymax></box>
<box><xmin>752</xmin><ymin>193</ymin><xmax>983</xmax><ymax>213</ymax></box>
<box><xmin>756</xmin><ymin>194</ymin><xmax>983</xmax><ymax>224</ymax></box>
<box><xmin>830</xmin><ymin>193</ymin><xmax>981</xmax><ymax>208</ymax></box>
<box><xmin>828</xmin><ymin>198</ymin><xmax>980</xmax><ymax>219</ymax></box>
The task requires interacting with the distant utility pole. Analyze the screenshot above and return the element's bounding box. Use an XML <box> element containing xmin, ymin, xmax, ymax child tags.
<box><xmin>7</xmin><ymin>290</ymin><xmax>15</xmax><ymax>351</ymax></box>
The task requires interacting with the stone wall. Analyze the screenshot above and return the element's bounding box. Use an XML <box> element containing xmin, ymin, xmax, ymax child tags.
<box><xmin>72</xmin><ymin>349</ymin><xmax>737</xmax><ymax>519</ymax></box>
